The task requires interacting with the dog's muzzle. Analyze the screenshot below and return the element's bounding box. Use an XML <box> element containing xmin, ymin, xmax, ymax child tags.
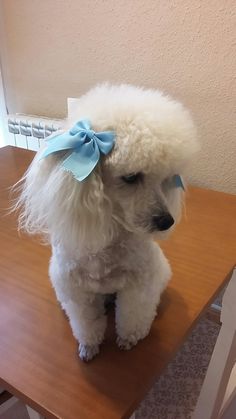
<box><xmin>151</xmin><ymin>213</ymin><xmax>175</xmax><ymax>231</ymax></box>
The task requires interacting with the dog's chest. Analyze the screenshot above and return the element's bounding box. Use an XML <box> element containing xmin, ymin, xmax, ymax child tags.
<box><xmin>77</xmin><ymin>242</ymin><xmax>132</xmax><ymax>282</ymax></box>
<box><xmin>65</xmin><ymin>246</ymin><xmax>132</xmax><ymax>293</ymax></box>
<box><xmin>80</xmin><ymin>253</ymin><xmax>114</xmax><ymax>280</ymax></box>
<box><xmin>54</xmin><ymin>238</ymin><xmax>154</xmax><ymax>293</ymax></box>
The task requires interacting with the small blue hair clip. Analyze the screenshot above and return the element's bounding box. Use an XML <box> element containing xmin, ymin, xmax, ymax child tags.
<box><xmin>40</xmin><ymin>119</ymin><xmax>115</xmax><ymax>181</ymax></box>
<box><xmin>173</xmin><ymin>174</ymin><xmax>185</xmax><ymax>190</ymax></box>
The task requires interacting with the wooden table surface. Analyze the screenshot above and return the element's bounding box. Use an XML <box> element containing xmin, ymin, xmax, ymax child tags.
<box><xmin>0</xmin><ymin>146</ymin><xmax>235</xmax><ymax>419</ymax></box>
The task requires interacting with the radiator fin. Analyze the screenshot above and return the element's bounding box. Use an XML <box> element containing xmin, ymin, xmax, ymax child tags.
<box><xmin>7</xmin><ymin>114</ymin><xmax>64</xmax><ymax>151</ymax></box>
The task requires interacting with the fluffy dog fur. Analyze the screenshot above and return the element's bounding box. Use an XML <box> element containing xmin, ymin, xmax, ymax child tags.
<box><xmin>15</xmin><ymin>84</ymin><xmax>198</xmax><ymax>361</ymax></box>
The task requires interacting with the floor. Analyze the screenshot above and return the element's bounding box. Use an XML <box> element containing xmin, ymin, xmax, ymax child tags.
<box><xmin>0</xmin><ymin>401</ymin><xmax>29</xmax><ymax>419</ymax></box>
<box><xmin>136</xmin><ymin>315</ymin><xmax>220</xmax><ymax>419</ymax></box>
<box><xmin>0</xmin><ymin>314</ymin><xmax>221</xmax><ymax>419</ymax></box>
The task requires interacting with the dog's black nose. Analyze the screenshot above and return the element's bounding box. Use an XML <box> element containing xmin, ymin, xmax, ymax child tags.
<box><xmin>152</xmin><ymin>213</ymin><xmax>175</xmax><ymax>231</ymax></box>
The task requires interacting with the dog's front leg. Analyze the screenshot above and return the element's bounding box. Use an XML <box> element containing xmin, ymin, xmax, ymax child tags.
<box><xmin>62</xmin><ymin>292</ymin><xmax>107</xmax><ymax>361</ymax></box>
<box><xmin>116</xmin><ymin>244</ymin><xmax>171</xmax><ymax>350</ymax></box>
<box><xmin>115</xmin><ymin>276</ymin><xmax>163</xmax><ymax>350</ymax></box>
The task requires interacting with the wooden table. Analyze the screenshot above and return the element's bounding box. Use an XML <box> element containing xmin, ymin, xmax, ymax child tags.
<box><xmin>0</xmin><ymin>146</ymin><xmax>235</xmax><ymax>419</ymax></box>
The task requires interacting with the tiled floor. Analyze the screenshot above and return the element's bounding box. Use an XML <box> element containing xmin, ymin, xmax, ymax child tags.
<box><xmin>0</xmin><ymin>400</ymin><xmax>29</xmax><ymax>419</ymax></box>
<box><xmin>0</xmin><ymin>315</ymin><xmax>220</xmax><ymax>419</ymax></box>
<box><xmin>136</xmin><ymin>315</ymin><xmax>220</xmax><ymax>419</ymax></box>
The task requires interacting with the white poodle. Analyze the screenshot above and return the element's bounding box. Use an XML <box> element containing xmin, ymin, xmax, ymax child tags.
<box><xmin>15</xmin><ymin>84</ymin><xmax>198</xmax><ymax>361</ymax></box>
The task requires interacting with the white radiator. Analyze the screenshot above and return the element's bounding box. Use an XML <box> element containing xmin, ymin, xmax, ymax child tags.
<box><xmin>6</xmin><ymin>114</ymin><xmax>64</xmax><ymax>151</ymax></box>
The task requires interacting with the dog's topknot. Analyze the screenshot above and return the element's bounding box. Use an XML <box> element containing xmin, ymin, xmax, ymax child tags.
<box><xmin>68</xmin><ymin>83</ymin><xmax>199</xmax><ymax>178</ymax></box>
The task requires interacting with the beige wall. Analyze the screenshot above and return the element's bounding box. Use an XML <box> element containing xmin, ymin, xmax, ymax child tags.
<box><xmin>1</xmin><ymin>0</ymin><xmax>236</xmax><ymax>193</ymax></box>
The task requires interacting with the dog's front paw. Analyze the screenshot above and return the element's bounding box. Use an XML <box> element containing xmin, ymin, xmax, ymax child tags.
<box><xmin>78</xmin><ymin>343</ymin><xmax>99</xmax><ymax>362</ymax></box>
<box><xmin>117</xmin><ymin>334</ymin><xmax>140</xmax><ymax>350</ymax></box>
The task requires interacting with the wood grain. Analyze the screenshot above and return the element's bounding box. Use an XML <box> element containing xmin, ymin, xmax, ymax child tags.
<box><xmin>0</xmin><ymin>146</ymin><xmax>235</xmax><ymax>419</ymax></box>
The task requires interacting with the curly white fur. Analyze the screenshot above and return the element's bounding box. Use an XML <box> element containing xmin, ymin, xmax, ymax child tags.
<box><xmin>14</xmin><ymin>84</ymin><xmax>198</xmax><ymax>361</ymax></box>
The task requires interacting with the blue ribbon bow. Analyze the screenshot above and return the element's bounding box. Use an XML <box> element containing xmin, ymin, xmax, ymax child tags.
<box><xmin>173</xmin><ymin>174</ymin><xmax>185</xmax><ymax>190</ymax></box>
<box><xmin>40</xmin><ymin>119</ymin><xmax>115</xmax><ymax>181</ymax></box>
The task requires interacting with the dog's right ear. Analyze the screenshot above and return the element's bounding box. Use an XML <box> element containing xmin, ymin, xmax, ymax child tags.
<box><xmin>13</xmin><ymin>151</ymin><xmax>115</xmax><ymax>253</ymax></box>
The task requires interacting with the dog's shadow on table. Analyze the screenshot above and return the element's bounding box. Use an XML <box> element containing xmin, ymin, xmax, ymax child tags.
<box><xmin>77</xmin><ymin>288</ymin><xmax>191</xmax><ymax>405</ymax></box>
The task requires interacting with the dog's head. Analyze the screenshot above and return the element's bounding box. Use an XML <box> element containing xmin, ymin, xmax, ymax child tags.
<box><xmin>16</xmin><ymin>84</ymin><xmax>198</xmax><ymax>254</ymax></box>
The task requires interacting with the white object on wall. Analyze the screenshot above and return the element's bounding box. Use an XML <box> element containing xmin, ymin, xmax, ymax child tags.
<box><xmin>6</xmin><ymin>114</ymin><xmax>64</xmax><ymax>151</ymax></box>
<box><xmin>6</xmin><ymin>98</ymin><xmax>80</xmax><ymax>151</ymax></box>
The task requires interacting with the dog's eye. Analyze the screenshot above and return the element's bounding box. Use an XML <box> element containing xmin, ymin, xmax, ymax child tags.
<box><xmin>121</xmin><ymin>173</ymin><xmax>143</xmax><ymax>184</ymax></box>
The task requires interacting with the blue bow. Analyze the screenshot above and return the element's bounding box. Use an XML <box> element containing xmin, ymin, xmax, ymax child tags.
<box><xmin>173</xmin><ymin>174</ymin><xmax>185</xmax><ymax>190</ymax></box>
<box><xmin>40</xmin><ymin>119</ymin><xmax>115</xmax><ymax>181</ymax></box>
